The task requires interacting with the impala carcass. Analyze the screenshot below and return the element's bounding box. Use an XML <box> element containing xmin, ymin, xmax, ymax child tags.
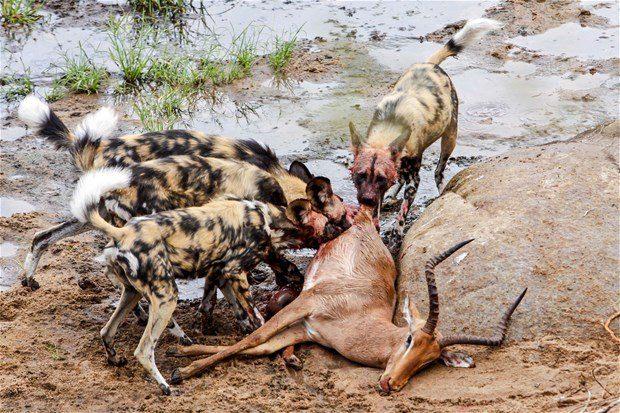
<box><xmin>168</xmin><ymin>207</ymin><xmax>526</xmax><ymax>393</ymax></box>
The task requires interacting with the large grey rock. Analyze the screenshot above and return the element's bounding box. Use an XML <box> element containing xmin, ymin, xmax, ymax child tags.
<box><xmin>397</xmin><ymin>122</ymin><xmax>619</xmax><ymax>342</ymax></box>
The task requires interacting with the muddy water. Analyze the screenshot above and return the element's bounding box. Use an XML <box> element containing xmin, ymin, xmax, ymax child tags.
<box><xmin>1</xmin><ymin>0</ymin><xmax>618</xmax><ymax>292</ymax></box>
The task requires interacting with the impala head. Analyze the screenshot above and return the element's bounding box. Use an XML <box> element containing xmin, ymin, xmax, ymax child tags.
<box><xmin>289</xmin><ymin>161</ymin><xmax>353</xmax><ymax>230</ymax></box>
<box><xmin>348</xmin><ymin>121</ymin><xmax>409</xmax><ymax>210</ymax></box>
<box><xmin>379</xmin><ymin>239</ymin><xmax>527</xmax><ymax>393</ymax></box>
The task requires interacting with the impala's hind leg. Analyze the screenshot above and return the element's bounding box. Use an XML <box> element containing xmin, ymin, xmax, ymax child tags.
<box><xmin>22</xmin><ymin>219</ymin><xmax>89</xmax><ymax>290</ymax></box>
<box><xmin>168</xmin><ymin>323</ymin><xmax>308</xmax><ymax>357</ymax></box>
<box><xmin>435</xmin><ymin>121</ymin><xmax>457</xmax><ymax>192</ymax></box>
<box><xmin>171</xmin><ymin>292</ymin><xmax>314</xmax><ymax>383</ymax></box>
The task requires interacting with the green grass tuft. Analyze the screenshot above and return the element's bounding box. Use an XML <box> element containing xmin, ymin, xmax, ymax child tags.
<box><xmin>108</xmin><ymin>16</ymin><xmax>155</xmax><ymax>84</ymax></box>
<box><xmin>149</xmin><ymin>52</ymin><xmax>200</xmax><ymax>86</ymax></box>
<box><xmin>128</xmin><ymin>0</ymin><xmax>187</xmax><ymax>18</ymax></box>
<box><xmin>230</xmin><ymin>26</ymin><xmax>260</xmax><ymax>75</ymax></box>
<box><xmin>269</xmin><ymin>27</ymin><xmax>301</xmax><ymax>75</ymax></box>
<box><xmin>53</xmin><ymin>45</ymin><xmax>108</xmax><ymax>94</ymax></box>
<box><xmin>132</xmin><ymin>85</ymin><xmax>191</xmax><ymax>131</ymax></box>
<box><xmin>1</xmin><ymin>73</ymin><xmax>34</xmax><ymax>101</ymax></box>
<box><xmin>1</xmin><ymin>0</ymin><xmax>42</xmax><ymax>26</ymax></box>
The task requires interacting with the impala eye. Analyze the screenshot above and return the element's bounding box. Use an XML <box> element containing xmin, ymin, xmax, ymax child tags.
<box><xmin>405</xmin><ymin>335</ymin><xmax>412</xmax><ymax>347</ymax></box>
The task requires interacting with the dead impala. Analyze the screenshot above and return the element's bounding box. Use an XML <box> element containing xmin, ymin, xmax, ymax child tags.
<box><xmin>167</xmin><ymin>208</ymin><xmax>526</xmax><ymax>393</ymax></box>
<box><xmin>17</xmin><ymin>95</ymin><xmax>355</xmax><ymax>290</ymax></box>
<box><xmin>347</xmin><ymin>18</ymin><xmax>502</xmax><ymax>246</ymax></box>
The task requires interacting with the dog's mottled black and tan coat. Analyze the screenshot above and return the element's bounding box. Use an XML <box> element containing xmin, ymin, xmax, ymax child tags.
<box><xmin>71</xmin><ymin>167</ymin><xmax>330</xmax><ymax>394</ymax></box>
<box><xmin>18</xmin><ymin>97</ymin><xmax>353</xmax><ymax>289</ymax></box>
<box><xmin>347</xmin><ymin>19</ymin><xmax>502</xmax><ymax>248</ymax></box>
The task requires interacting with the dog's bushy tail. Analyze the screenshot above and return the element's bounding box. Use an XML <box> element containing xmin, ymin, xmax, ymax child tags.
<box><xmin>70</xmin><ymin>167</ymin><xmax>132</xmax><ymax>241</ymax></box>
<box><xmin>18</xmin><ymin>95</ymin><xmax>119</xmax><ymax>170</ymax></box>
<box><xmin>427</xmin><ymin>18</ymin><xmax>502</xmax><ymax>65</ymax></box>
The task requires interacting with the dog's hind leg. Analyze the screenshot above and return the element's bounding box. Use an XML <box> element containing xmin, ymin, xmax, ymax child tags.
<box><xmin>135</xmin><ymin>288</ymin><xmax>177</xmax><ymax>395</ymax></box>
<box><xmin>133</xmin><ymin>303</ymin><xmax>192</xmax><ymax>345</ymax></box>
<box><xmin>101</xmin><ymin>282</ymin><xmax>142</xmax><ymax>367</ymax></box>
<box><xmin>435</xmin><ymin>120</ymin><xmax>457</xmax><ymax>193</ymax></box>
<box><xmin>22</xmin><ymin>219</ymin><xmax>90</xmax><ymax>290</ymax></box>
<box><xmin>198</xmin><ymin>275</ymin><xmax>218</xmax><ymax>334</ymax></box>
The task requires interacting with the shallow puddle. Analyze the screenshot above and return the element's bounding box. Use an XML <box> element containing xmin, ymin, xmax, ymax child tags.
<box><xmin>0</xmin><ymin>126</ymin><xmax>28</xmax><ymax>141</ymax></box>
<box><xmin>509</xmin><ymin>22</ymin><xmax>618</xmax><ymax>61</ymax></box>
<box><xmin>0</xmin><ymin>197</ymin><xmax>36</xmax><ymax>217</ymax></box>
<box><xmin>0</xmin><ymin>242</ymin><xmax>20</xmax><ymax>292</ymax></box>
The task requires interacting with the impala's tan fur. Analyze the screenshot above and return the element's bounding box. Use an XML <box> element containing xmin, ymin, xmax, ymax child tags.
<box><xmin>169</xmin><ymin>207</ymin><xmax>525</xmax><ymax>394</ymax></box>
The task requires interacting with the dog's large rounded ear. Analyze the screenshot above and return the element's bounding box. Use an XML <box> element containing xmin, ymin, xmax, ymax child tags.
<box><xmin>306</xmin><ymin>176</ymin><xmax>333</xmax><ymax>209</ymax></box>
<box><xmin>289</xmin><ymin>161</ymin><xmax>313</xmax><ymax>184</ymax></box>
<box><xmin>389</xmin><ymin>127</ymin><xmax>410</xmax><ymax>159</ymax></box>
<box><xmin>285</xmin><ymin>199</ymin><xmax>313</xmax><ymax>226</ymax></box>
<box><xmin>349</xmin><ymin>121</ymin><xmax>362</xmax><ymax>153</ymax></box>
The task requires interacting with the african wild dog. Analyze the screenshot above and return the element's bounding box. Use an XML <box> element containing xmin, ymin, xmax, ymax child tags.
<box><xmin>17</xmin><ymin>96</ymin><xmax>354</xmax><ymax>289</ymax></box>
<box><xmin>70</xmin><ymin>167</ymin><xmax>337</xmax><ymax>395</ymax></box>
<box><xmin>347</xmin><ymin>19</ymin><xmax>502</xmax><ymax>246</ymax></box>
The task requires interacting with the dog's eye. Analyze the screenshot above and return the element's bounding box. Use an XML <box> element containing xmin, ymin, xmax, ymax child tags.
<box><xmin>376</xmin><ymin>176</ymin><xmax>386</xmax><ymax>185</ymax></box>
<box><xmin>405</xmin><ymin>335</ymin><xmax>412</xmax><ymax>347</ymax></box>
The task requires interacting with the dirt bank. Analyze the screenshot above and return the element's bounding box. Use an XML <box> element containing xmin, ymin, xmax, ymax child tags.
<box><xmin>397</xmin><ymin>122</ymin><xmax>620</xmax><ymax>411</ymax></box>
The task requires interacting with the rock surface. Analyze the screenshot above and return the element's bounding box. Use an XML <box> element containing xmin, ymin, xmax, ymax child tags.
<box><xmin>398</xmin><ymin>121</ymin><xmax>619</xmax><ymax>342</ymax></box>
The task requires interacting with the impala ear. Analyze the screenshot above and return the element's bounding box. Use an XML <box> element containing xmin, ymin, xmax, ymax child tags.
<box><xmin>402</xmin><ymin>295</ymin><xmax>420</xmax><ymax>332</ymax></box>
<box><xmin>285</xmin><ymin>199</ymin><xmax>313</xmax><ymax>226</ymax></box>
<box><xmin>388</xmin><ymin>128</ymin><xmax>410</xmax><ymax>160</ymax></box>
<box><xmin>439</xmin><ymin>349</ymin><xmax>475</xmax><ymax>368</ymax></box>
<box><xmin>349</xmin><ymin>121</ymin><xmax>362</xmax><ymax>153</ymax></box>
<box><xmin>289</xmin><ymin>161</ymin><xmax>314</xmax><ymax>184</ymax></box>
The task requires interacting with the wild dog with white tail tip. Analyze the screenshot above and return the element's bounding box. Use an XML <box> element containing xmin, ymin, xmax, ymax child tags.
<box><xmin>70</xmin><ymin>167</ymin><xmax>335</xmax><ymax>395</ymax></box>
<box><xmin>17</xmin><ymin>96</ymin><xmax>355</xmax><ymax>289</ymax></box>
<box><xmin>347</xmin><ymin>18</ymin><xmax>503</xmax><ymax>249</ymax></box>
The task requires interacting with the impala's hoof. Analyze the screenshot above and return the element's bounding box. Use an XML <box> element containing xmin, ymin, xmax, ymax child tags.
<box><xmin>170</xmin><ymin>368</ymin><xmax>183</xmax><ymax>385</ymax></box>
<box><xmin>283</xmin><ymin>354</ymin><xmax>303</xmax><ymax>371</ymax></box>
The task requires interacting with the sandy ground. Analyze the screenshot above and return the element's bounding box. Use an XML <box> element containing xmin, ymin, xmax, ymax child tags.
<box><xmin>1</xmin><ymin>0</ymin><xmax>619</xmax><ymax>412</ymax></box>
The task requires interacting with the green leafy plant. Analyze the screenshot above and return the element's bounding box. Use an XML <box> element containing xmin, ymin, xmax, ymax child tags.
<box><xmin>230</xmin><ymin>26</ymin><xmax>260</xmax><ymax>75</ymax></box>
<box><xmin>149</xmin><ymin>52</ymin><xmax>199</xmax><ymax>86</ymax></box>
<box><xmin>1</xmin><ymin>0</ymin><xmax>42</xmax><ymax>26</ymax></box>
<box><xmin>44</xmin><ymin>84</ymin><xmax>66</xmax><ymax>102</ymax></box>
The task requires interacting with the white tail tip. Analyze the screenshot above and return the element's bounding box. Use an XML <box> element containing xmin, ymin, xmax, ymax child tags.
<box><xmin>71</xmin><ymin>167</ymin><xmax>132</xmax><ymax>223</ymax></box>
<box><xmin>452</xmin><ymin>18</ymin><xmax>503</xmax><ymax>48</ymax></box>
<box><xmin>74</xmin><ymin>106</ymin><xmax>119</xmax><ymax>142</ymax></box>
<box><xmin>18</xmin><ymin>94</ymin><xmax>51</xmax><ymax>128</ymax></box>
